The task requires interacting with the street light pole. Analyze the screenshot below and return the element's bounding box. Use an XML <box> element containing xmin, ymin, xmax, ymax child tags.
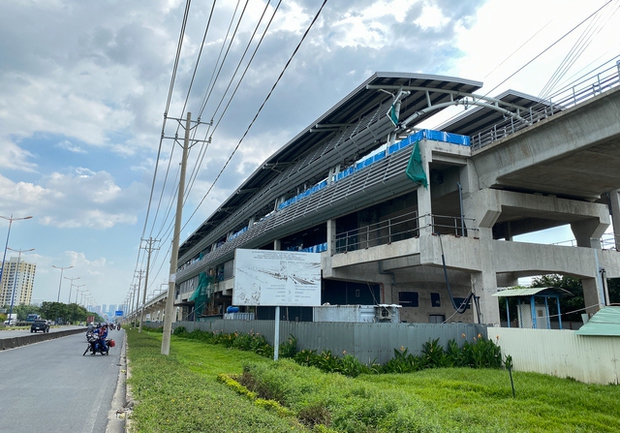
<box><xmin>74</xmin><ymin>284</ymin><xmax>85</xmax><ymax>303</ymax></box>
<box><xmin>64</xmin><ymin>276</ymin><xmax>81</xmax><ymax>303</ymax></box>
<box><xmin>52</xmin><ymin>264</ymin><xmax>73</xmax><ymax>302</ymax></box>
<box><xmin>0</xmin><ymin>215</ymin><xmax>33</xmax><ymax>289</ymax></box>
<box><xmin>6</xmin><ymin>247</ymin><xmax>35</xmax><ymax>325</ymax></box>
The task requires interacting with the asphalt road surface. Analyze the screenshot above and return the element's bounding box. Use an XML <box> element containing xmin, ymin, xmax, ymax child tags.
<box><xmin>0</xmin><ymin>324</ymin><xmax>85</xmax><ymax>338</ymax></box>
<box><xmin>0</xmin><ymin>328</ymin><xmax>126</xmax><ymax>433</ymax></box>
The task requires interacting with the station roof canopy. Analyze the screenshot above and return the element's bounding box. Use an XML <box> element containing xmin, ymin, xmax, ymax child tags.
<box><xmin>179</xmin><ymin>73</ymin><xmax>483</xmax><ymax>257</ymax></box>
<box><xmin>438</xmin><ymin>89</ymin><xmax>553</xmax><ymax>138</ymax></box>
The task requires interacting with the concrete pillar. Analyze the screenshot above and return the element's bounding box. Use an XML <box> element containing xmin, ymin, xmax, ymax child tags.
<box><xmin>462</xmin><ymin>189</ymin><xmax>502</xmax><ymax>325</ymax></box>
<box><xmin>570</xmin><ymin>218</ymin><xmax>608</xmax><ymax>248</ymax></box>
<box><xmin>326</xmin><ymin>219</ymin><xmax>336</xmax><ymax>255</ymax></box>
<box><xmin>462</xmin><ymin>189</ymin><xmax>501</xmax><ymax>239</ymax></box>
<box><xmin>582</xmin><ymin>277</ymin><xmax>602</xmax><ymax>316</ymax></box>
<box><xmin>417</xmin><ymin>141</ymin><xmax>433</xmax><ymax>235</ymax></box>
<box><xmin>571</xmin><ymin>217</ymin><xmax>608</xmax><ymax>313</ymax></box>
<box><xmin>470</xmin><ymin>253</ymin><xmax>501</xmax><ymax>325</ymax></box>
<box><xmin>273</xmin><ymin>239</ymin><xmax>281</xmax><ymax>251</ymax></box>
<box><xmin>609</xmin><ymin>189</ymin><xmax>620</xmax><ymax>250</ymax></box>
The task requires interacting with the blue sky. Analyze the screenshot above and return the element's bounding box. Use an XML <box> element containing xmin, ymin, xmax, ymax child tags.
<box><xmin>1</xmin><ymin>0</ymin><xmax>619</xmax><ymax>309</ymax></box>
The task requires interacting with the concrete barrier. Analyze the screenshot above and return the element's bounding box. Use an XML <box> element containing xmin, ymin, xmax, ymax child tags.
<box><xmin>0</xmin><ymin>327</ymin><xmax>86</xmax><ymax>350</ymax></box>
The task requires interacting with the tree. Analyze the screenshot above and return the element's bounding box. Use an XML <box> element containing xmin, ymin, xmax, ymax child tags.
<box><xmin>13</xmin><ymin>304</ymin><xmax>41</xmax><ymax>321</ymax></box>
<box><xmin>531</xmin><ymin>275</ymin><xmax>584</xmax><ymax>322</ymax></box>
<box><xmin>606</xmin><ymin>278</ymin><xmax>620</xmax><ymax>304</ymax></box>
<box><xmin>40</xmin><ymin>301</ymin><xmax>68</xmax><ymax>323</ymax></box>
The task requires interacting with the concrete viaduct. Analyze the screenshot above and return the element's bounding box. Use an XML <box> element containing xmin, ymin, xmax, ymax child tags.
<box><xmin>133</xmin><ymin>75</ymin><xmax>620</xmax><ymax>326</ymax></box>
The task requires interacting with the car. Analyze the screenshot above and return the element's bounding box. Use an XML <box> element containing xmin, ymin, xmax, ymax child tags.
<box><xmin>30</xmin><ymin>319</ymin><xmax>50</xmax><ymax>333</ymax></box>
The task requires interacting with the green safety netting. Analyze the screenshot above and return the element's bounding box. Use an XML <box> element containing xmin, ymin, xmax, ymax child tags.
<box><xmin>189</xmin><ymin>272</ymin><xmax>213</xmax><ymax>316</ymax></box>
<box><xmin>405</xmin><ymin>141</ymin><xmax>428</xmax><ymax>188</ymax></box>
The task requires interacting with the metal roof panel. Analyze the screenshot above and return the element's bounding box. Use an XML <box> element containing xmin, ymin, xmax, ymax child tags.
<box><xmin>575</xmin><ymin>306</ymin><xmax>620</xmax><ymax>336</ymax></box>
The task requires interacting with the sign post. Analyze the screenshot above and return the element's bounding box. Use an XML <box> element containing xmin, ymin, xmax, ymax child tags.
<box><xmin>233</xmin><ymin>249</ymin><xmax>322</xmax><ymax>360</ymax></box>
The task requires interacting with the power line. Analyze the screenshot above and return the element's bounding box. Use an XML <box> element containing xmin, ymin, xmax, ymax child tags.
<box><xmin>183</xmin><ymin>1</ymin><xmax>282</xmax><ymax>211</ymax></box>
<box><xmin>539</xmin><ymin>0</ymin><xmax>620</xmax><ymax>99</ymax></box>
<box><xmin>210</xmin><ymin>0</ymin><xmax>283</xmax><ymax>136</ymax></box>
<box><xmin>131</xmin><ymin>0</ymin><xmax>193</xmax><ymax>303</ymax></box>
<box><xmin>183</xmin><ymin>0</ymin><xmax>329</xmax><ymax>232</ymax></box>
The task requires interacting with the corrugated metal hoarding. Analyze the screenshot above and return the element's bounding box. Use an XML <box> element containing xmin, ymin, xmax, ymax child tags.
<box><xmin>494</xmin><ymin>327</ymin><xmax>619</xmax><ymax>385</ymax></box>
<box><xmin>173</xmin><ymin>320</ymin><xmax>486</xmax><ymax>364</ymax></box>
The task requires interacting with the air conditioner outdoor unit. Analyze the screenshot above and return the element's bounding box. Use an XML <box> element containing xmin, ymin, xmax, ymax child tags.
<box><xmin>375</xmin><ymin>305</ymin><xmax>393</xmax><ymax>321</ymax></box>
<box><xmin>374</xmin><ymin>304</ymin><xmax>401</xmax><ymax>322</ymax></box>
<box><xmin>379</xmin><ymin>307</ymin><xmax>392</xmax><ymax>320</ymax></box>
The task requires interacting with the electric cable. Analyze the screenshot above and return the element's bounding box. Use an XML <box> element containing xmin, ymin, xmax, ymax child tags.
<box><xmin>133</xmin><ymin>0</ymin><xmax>193</xmax><ymax>298</ymax></box>
<box><xmin>209</xmin><ymin>0</ymin><xmax>282</xmax><ymax>135</ymax></box>
<box><xmin>480</xmin><ymin>0</ymin><xmax>613</xmax><ymax>102</ymax></box>
<box><xmin>432</xmin><ymin>0</ymin><xmax>615</xmax><ymax>130</ymax></box>
<box><xmin>195</xmin><ymin>0</ymin><xmax>240</xmax><ymax>118</ymax></box>
<box><xmin>538</xmin><ymin>1</ymin><xmax>618</xmax><ymax>99</ymax></box>
<box><xmin>182</xmin><ymin>0</ymin><xmax>329</xmax><ymax>232</ymax></box>
<box><xmin>183</xmin><ymin>0</ymin><xmax>256</xmax><ymax>205</ymax></box>
<box><xmin>179</xmin><ymin>0</ymin><xmax>283</xmax><ymax>211</ymax></box>
<box><xmin>437</xmin><ymin>233</ymin><xmax>474</xmax><ymax>314</ymax></box>
<box><xmin>183</xmin><ymin>0</ymin><xmax>282</xmax><ymax>202</ymax></box>
<box><xmin>482</xmin><ymin>21</ymin><xmax>552</xmax><ymax>80</ymax></box>
<box><xmin>138</xmin><ymin>4</ymin><xmax>324</xmax><ymax>290</ymax></box>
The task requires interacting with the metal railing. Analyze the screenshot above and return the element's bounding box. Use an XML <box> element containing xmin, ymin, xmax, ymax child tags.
<box><xmin>549</xmin><ymin>233</ymin><xmax>619</xmax><ymax>251</ymax></box>
<box><xmin>471</xmin><ymin>58</ymin><xmax>620</xmax><ymax>150</ymax></box>
<box><xmin>334</xmin><ymin>211</ymin><xmax>477</xmax><ymax>253</ymax></box>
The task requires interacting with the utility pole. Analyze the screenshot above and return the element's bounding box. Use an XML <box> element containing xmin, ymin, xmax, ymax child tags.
<box><xmin>134</xmin><ymin>270</ymin><xmax>144</xmax><ymax>329</ymax></box>
<box><xmin>139</xmin><ymin>237</ymin><xmax>160</xmax><ymax>333</ymax></box>
<box><xmin>159</xmin><ymin>111</ymin><xmax>210</xmax><ymax>355</ymax></box>
<box><xmin>127</xmin><ymin>288</ymin><xmax>133</xmax><ymax>319</ymax></box>
<box><xmin>162</xmin><ymin>112</ymin><xmax>191</xmax><ymax>355</ymax></box>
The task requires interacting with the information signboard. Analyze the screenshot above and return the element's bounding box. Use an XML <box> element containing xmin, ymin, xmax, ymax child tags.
<box><xmin>233</xmin><ymin>249</ymin><xmax>321</xmax><ymax>307</ymax></box>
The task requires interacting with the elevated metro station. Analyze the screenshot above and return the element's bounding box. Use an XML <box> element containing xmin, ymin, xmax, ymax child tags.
<box><xmin>145</xmin><ymin>59</ymin><xmax>620</xmax><ymax>326</ymax></box>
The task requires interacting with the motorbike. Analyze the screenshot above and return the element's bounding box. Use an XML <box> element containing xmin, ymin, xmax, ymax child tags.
<box><xmin>83</xmin><ymin>332</ymin><xmax>115</xmax><ymax>356</ymax></box>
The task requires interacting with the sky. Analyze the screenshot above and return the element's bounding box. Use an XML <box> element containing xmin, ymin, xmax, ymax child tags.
<box><xmin>1</xmin><ymin>0</ymin><xmax>619</xmax><ymax>311</ymax></box>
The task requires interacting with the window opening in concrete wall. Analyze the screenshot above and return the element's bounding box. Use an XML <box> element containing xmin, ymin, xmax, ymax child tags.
<box><xmin>453</xmin><ymin>297</ymin><xmax>471</xmax><ymax>310</ymax></box>
<box><xmin>431</xmin><ymin>292</ymin><xmax>441</xmax><ymax>307</ymax></box>
<box><xmin>399</xmin><ymin>291</ymin><xmax>419</xmax><ymax>307</ymax></box>
<box><xmin>429</xmin><ymin>314</ymin><xmax>445</xmax><ymax>323</ymax></box>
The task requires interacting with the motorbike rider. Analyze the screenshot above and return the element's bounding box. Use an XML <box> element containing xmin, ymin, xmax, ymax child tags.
<box><xmin>93</xmin><ymin>323</ymin><xmax>109</xmax><ymax>352</ymax></box>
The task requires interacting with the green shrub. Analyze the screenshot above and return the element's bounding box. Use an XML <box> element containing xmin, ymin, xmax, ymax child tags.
<box><xmin>297</xmin><ymin>402</ymin><xmax>332</xmax><ymax>428</ymax></box>
<box><xmin>380</xmin><ymin>347</ymin><xmax>420</xmax><ymax>374</ymax></box>
<box><xmin>172</xmin><ymin>326</ymin><xmax>187</xmax><ymax>336</ymax></box>
<box><xmin>173</xmin><ymin>328</ymin><xmax>502</xmax><ymax>376</ymax></box>
<box><xmin>420</xmin><ymin>338</ymin><xmax>449</xmax><ymax>368</ymax></box>
<box><xmin>278</xmin><ymin>334</ymin><xmax>298</xmax><ymax>358</ymax></box>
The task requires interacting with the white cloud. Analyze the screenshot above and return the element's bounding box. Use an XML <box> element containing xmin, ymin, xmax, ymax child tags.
<box><xmin>0</xmin><ymin>139</ymin><xmax>38</xmax><ymax>172</ymax></box>
<box><xmin>57</xmin><ymin>140</ymin><xmax>87</xmax><ymax>154</ymax></box>
<box><xmin>0</xmin><ymin>169</ymin><xmax>144</xmax><ymax>229</ymax></box>
<box><xmin>414</xmin><ymin>3</ymin><xmax>449</xmax><ymax>30</ymax></box>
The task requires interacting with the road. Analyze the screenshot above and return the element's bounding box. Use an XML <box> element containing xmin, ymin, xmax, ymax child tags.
<box><xmin>0</xmin><ymin>328</ymin><xmax>126</xmax><ymax>433</ymax></box>
<box><xmin>0</xmin><ymin>324</ymin><xmax>85</xmax><ymax>338</ymax></box>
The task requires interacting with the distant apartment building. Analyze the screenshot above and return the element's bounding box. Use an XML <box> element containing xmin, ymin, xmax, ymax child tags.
<box><xmin>0</xmin><ymin>257</ymin><xmax>36</xmax><ymax>306</ymax></box>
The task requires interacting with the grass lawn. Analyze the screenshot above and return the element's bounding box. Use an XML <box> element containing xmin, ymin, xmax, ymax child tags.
<box><xmin>125</xmin><ymin>329</ymin><xmax>620</xmax><ymax>433</ymax></box>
